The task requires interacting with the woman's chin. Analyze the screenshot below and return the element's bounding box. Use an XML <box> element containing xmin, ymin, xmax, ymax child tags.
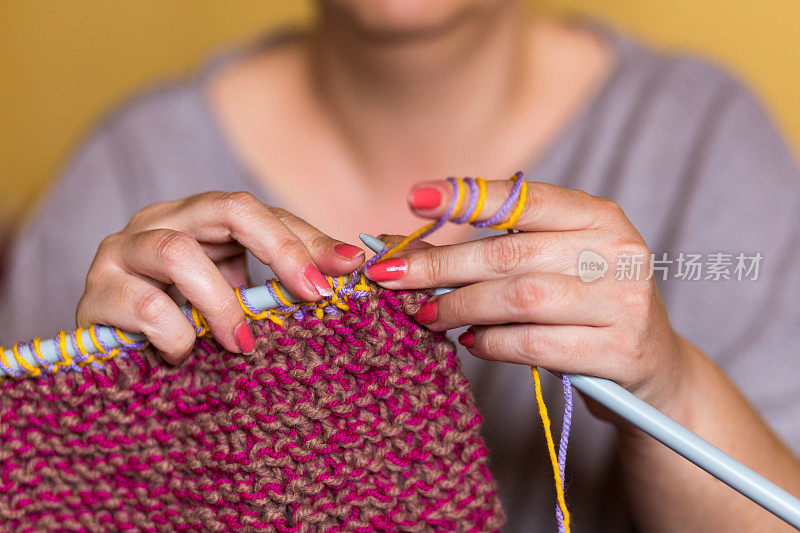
<box><xmin>319</xmin><ymin>0</ymin><xmax>498</xmax><ymax>40</ymax></box>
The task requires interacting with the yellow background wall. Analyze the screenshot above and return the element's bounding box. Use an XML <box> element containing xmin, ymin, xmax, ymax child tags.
<box><xmin>2</xmin><ymin>1</ymin><xmax>799</xmax><ymax>223</ymax></box>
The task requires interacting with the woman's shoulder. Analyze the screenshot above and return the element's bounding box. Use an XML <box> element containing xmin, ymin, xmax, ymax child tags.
<box><xmin>59</xmin><ymin>40</ymin><xmax>282</xmax><ymax>211</ymax></box>
<box><xmin>95</xmin><ymin>29</ymin><xmax>302</xmax><ymax>147</ymax></box>
<box><xmin>566</xmin><ymin>19</ymin><xmax>796</xmax><ymax>197</ymax></box>
<box><xmin>595</xmin><ymin>20</ymin><xmax>767</xmax><ymax>128</ymax></box>
<box><xmin>84</xmin><ymin>69</ymin><xmax>220</xmax><ymax>163</ymax></box>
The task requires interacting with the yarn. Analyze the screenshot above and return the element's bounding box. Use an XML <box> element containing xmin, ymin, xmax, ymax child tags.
<box><xmin>0</xmin><ymin>284</ymin><xmax>504</xmax><ymax>531</ymax></box>
<box><xmin>0</xmin><ymin>274</ymin><xmax>373</xmax><ymax>382</ymax></box>
<box><xmin>532</xmin><ymin>368</ymin><xmax>571</xmax><ymax>533</ymax></box>
<box><xmin>556</xmin><ymin>374</ymin><xmax>574</xmax><ymax>532</ymax></box>
<box><xmin>1</xmin><ymin>171</ymin><xmax>574</xmax><ymax>531</ymax></box>
<box><xmin>362</xmin><ymin>172</ymin><xmax>572</xmax><ymax>532</ymax></box>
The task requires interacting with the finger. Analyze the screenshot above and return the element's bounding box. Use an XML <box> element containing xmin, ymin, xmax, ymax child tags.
<box><xmin>272</xmin><ymin>207</ymin><xmax>365</xmax><ymax>273</ymax></box>
<box><xmin>362</xmin><ymin>235</ymin><xmax>434</xmax><ymax>283</ymax></box>
<box><xmin>407</xmin><ymin>178</ymin><xmax>625</xmax><ymax>232</ymax></box>
<box><xmin>458</xmin><ymin>323</ymin><xmax>617</xmax><ymax>378</ymax></box>
<box><xmin>200</xmin><ymin>242</ymin><xmax>246</xmax><ymax>262</ymax></box>
<box><xmin>116</xmin><ymin>229</ymin><xmax>247</xmax><ymax>354</ymax></box>
<box><xmin>217</xmin><ymin>253</ymin><xmax>250</xmax><ymax>288</ymax></box>
<box><xmin>77</xmin><ymin>271</ymin><xmax>197</xmax><ymax>364</ymax></box>
<box><xmin>133</xmin><ymin>191</ymin><xmax>333</xmax><ymax>302</ymax></box>
<box><xmin>376</xmin><ymin>234</ymin><xmax>434</xmax><ymax>251</ymax></box>
<box><xmin>369</xmin><ymin>231</ymin><xmax>597</xmax><ymax>289</ymax></box>
<box><xmin>414</xmin><ymin>272</ymin><xmax>614</xmax><ymax>331</ymax></box>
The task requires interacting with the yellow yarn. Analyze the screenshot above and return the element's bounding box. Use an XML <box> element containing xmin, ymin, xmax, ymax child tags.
<box><xmin>113</xmin><ymin>327</ymin><xmax>138</xmax><ymax>345</ymax></box>
<box><xmin>31</xmin><ymin>338</ymin><xmax>46</xmax><ymax>371</ymax></box>
<box><xmin>491</xmin><ymin>180</ymin><xmax>528</xmax><ymax>230</ymax></box>
<box><xmin>236</xmin><ymin>287</ymin><xmax>269</xmax><ymax>321</ymax></box>
<box><xmin>88</xmin><ymin>325</ymin><xmax>107</xmax><ymax>354</ymax></box>
<box><xmin>371</xmin><ymin>175</ymin><xmax>570</xmax><ymax>529</ymax></box>
<box><xmin>269</xmin><ymin>278</ymin><xmax>295</xmax><ymax>307</ymax></box>
<box><xmin>88</xmin><ymin>324</ymin><xmax>120</xmax><ymax>363</ymax></box>
<box><xmin>188</xmin><ymin>307</ymin><xmax>210</xmax><ymax>337</ymax></box>
<box><xmin>54</xmin><ymin>330</ymin><xmax>73</xmax><ymax>371</ymax></box>
<box><xmin>467</xmin><ymin>178</ymin><xmax>487</xmax><ymax>223</ymax></box>
<box><xmin>74</xmin><ymin>327</ymin><xmax>97</xmax><ymax>366</ymax></box>
<box><xmin>12</xmin><ymin>342</ymin><xmax>40</xmax><ymax>377</ymax></box>
<box><xmin>3</xmin><ymin>174</ymin><xmax>570</xmax><ymax>531</ymax></box>
<box><xmin>532</xmin><ymin>366</ymin><xmax>571</xmax><ymax>532</ymax></box>
<box><xmin>0</xmin><ymin>346</ymin><xmax>15</xmax><ymax>376</ymax></box>
<box><xmin>265</xmin><ymin>275</ymin><xmax>368</xmax><ymax>322</ymax></box>
<box><xmin>379</xmin><ymin>178</ymin><xmax>469</xmax><ymax>264</ymax></box>
<box><xmin>1</xmin><ymin>171</ymin><xmax>567</xmax><ymax>530</ymax></box>
<box><xmin>452</xmin><ymin>177</ymin><xmax>466</xmax><ymax>218</ymax></box>
<box><xmin>2</xmin><ymin>273</ymin><xmax>375</xmax><ymax>379</ymax></box>
<box><xmin>377</xmin><ymin>221</ymin><xmax>436</xmax><ymax>263</ymax></box>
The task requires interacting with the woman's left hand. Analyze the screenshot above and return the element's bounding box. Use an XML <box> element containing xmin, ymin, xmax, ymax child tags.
<box><xmin>365</xmin><ymin>178</ymin><xmax>693</xmax><ymax>414</ymax></box>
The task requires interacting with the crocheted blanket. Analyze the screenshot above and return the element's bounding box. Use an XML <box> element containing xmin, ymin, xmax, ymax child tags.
<box><xmin>1</xmin><ymin>285</ymin><xmax>504</xmax><ymax>532</ymax></box>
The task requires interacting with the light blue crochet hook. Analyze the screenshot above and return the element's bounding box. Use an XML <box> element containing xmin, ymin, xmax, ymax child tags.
<box><xmin>359</xmin><ymin>232</ymin><xmax>800</xmax><ymax>530</ymax></box>
<box><xmin>0</xmin><ymin>282</ymin><xmax>303</xmax><ymax>377</ymax></box>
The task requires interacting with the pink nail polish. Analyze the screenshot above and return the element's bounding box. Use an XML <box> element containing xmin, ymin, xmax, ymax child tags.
<box><xmin>234</xmin><ymin>322</ymin><xmax>255</xmax><ymax>355</ymax></box>
<box><xmin>303</xmin><ymin>264</ymin><xmax>333</xmax><ymax>297</ymax></box>
<box><xmin>458</xmin><ymin>331</ymin><xmax>474</xmax><ymax>348</ymax></box>
<box><xmin>415</xmin><ymin>301</ymin><xmax>437</xmax><ymax>324</ymax></box>
<box><xmin>365</xmin><ymin>259</ymin><xmax>407</xmax><ymax>281</ymax></box>
<box><xmin>334</xmin><ymin>243</ymin><xmax>365</xmax><ymax>261</ymax></box>
<box><xmin>408</xmin><ymin>187</ymin><xmax>442</xmax><ymax>210</ymax></box>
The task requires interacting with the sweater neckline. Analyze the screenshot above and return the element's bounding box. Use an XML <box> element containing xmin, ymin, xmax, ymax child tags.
<box><xmin>190</xmin><ymin>19</ymin><xmax>637</xmax><ymax>202</ymax></box>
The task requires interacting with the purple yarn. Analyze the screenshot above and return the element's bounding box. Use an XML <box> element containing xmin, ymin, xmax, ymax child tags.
<box><xmin>555</xmin><ymin>373</ymin><xmax>573</xmax><ymax>532</ymax></box>
<box><xmin>90</xmin><ymin>324</ymin><xmax>112</xmax><ymax>354</ymax></box>
<box><xmin>366</xmin><ymin>177</ymin><xmax>460</xmax><ymax>269</ymax></box>
<box><xmin>558</xmin><ymin>373</ymin><xmax>573</xmax><ymax>479</ymax></box>
<box><xmin>109</xmin><ymin>326</ymin><xmax>147</xmax><ymax>351</ymax></box>
<box><xmin>182</xmin><ymin>306</ymin><xmax>204</xmax><ymax>335</ymax></box>
<box><xmin>451</xmin><ymin>177</ymin><xmax>479</xmax><ymax>224</ymax></box>
<box><xmin>69</xmin><ymin>331</ymin><xmax>89</xmax><ymax>368</ymax></box>
<box><xmin>348</xmin><ymin>172</ymin><xmax>525</xmax><ymax>292</ymax></box>
<box><xmin>29</xmin><ymin>340</ymin><xmax>53</xmax><ymax>373</ymax></box>
<box><xmin>472</xmin><ymin>171</ymin><xmax>524</xmax><ymax>228</ymax></box>
<box><xmin>265</xmin><ymin>281</ymin><xmax>287</xmax><ymax>311</ymax></box>
<box><xmin>270</xmin><ymin>169</ymin><xmax>580</xmax><ymax>528</ymax></box>
<box><xmin>345</xmin><ymin>176</ymin><xmax>464</xmax><ymax>292</ymax></box>
<box><xmin>265</xmin><ymin>280</ymin><xmax>305</xmax><ymax>320</ymax></box>
<box><xmin>0</xmin><ymin>347</ymin><xmax>22</xmax><ymax>378</ymax></box>
<box><xmin>87</xmin><ymin>325</ymin><xmax>114</xmax><ymax>369</ymax></box>
<box><xmin>238</xmin><ymin>285</ymin><xmax>261</xmax><ymax>317</ymax></box>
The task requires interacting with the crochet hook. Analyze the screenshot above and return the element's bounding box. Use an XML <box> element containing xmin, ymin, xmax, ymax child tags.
<box><xmin>359</xmin><ymin>232</ymin><xmax>800</xmax><ymax>529</ymax></box>
<box><xmin>0</xmin><ymin>282</ymin><xmax>302</xmax><ymax>377</ymax></box>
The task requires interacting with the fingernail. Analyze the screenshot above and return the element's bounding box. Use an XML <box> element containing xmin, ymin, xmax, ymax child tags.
<box><xmin>365</xmin><ymin>258</ymin><xmax>407</xmax><ymax>281</ymax></box>
<box><xmin>458</xmin><ymin>330</ymin><xmax>474</xmax><ymax>348</ymax></box>
<box><xmin>334</xmin><ymin>243</ymin><xmax>365</xmax><ymax>261</ymax></box>
<box><xmin>408</xmin><ymin>187</ymin><xmax>442</xmax><ymax>210</ymax></box>
<box><xmin>234</xmin><ymin>322</ymin><xmax>256</xmax><ymax>355</ymax></box>
<box><xmin>415</xmin><ymin>301</ymin><xmax>437</xmax><ymax>324</ymax></box>
<box><xmin>303</xmin><ymin>264</ymin><xmax>333</xmax><ymax>297</ymax></box>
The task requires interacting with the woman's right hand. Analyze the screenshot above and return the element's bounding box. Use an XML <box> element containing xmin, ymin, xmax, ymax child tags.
<box><xmin>76</xmin><ymin>191</ymin><xmax>365</xmax><ymax>363</ymax></box>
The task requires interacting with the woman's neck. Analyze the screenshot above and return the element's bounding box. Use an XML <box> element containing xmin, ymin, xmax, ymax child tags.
<box><xmin>208</xmin><ymin>8</ymin><xmax>612</xmax><ymax>240</ymax></box>
<box><xmin>308</xmin><ymin>2</ymin><xmax>531</xmax><ymax>185</ymax></box>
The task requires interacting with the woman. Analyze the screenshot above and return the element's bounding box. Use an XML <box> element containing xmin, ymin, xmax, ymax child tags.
<box><xmin>3</xmin><ymin>0</ymin><xmax>800</xmax><ymax>529</ymax></box>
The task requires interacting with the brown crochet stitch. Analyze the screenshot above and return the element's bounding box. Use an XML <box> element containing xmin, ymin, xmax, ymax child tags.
<box><xmin>1</xmin><ymin>284</ymin><xmax>504</xmax><ymax>532</ymax></box>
